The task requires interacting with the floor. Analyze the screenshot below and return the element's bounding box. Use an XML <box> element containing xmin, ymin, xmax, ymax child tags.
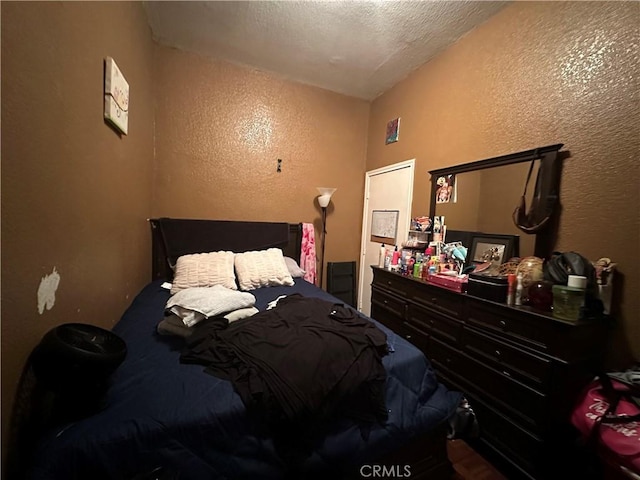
<box><xmin>448</xmin><ymin>439</ymin><xmax>508</xmax><ymax>480</ymax></box>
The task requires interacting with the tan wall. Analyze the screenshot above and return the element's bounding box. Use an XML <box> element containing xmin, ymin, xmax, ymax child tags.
<box><xmin>1</xmin><ymin>1</ymin><xmax>155</xmax><ymax>469</ymax></box>
<box><xmin>152</xmin><ymin>45</ymin><xmax>370</xmax><ymax>281</ymax></box>
<box><xmin>367</xmin><ymin>1</ymin><xmax>639</xmax><ymax>364</ymax></box>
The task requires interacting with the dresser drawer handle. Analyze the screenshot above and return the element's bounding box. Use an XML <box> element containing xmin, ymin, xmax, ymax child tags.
<box><xmin>502</xmin><ymin>370</ymin><xmax>511</xmax><ymax>377</ymax></box>
<box><xmin>431</xmin><ymin>297</ymin><xmax>437</xmax><ymax>303</ymax></box>
<box><xmin>405</xmin><ymin>334</ymin><xmax>412</xmax><ymax>340</ymax></box>
<box><xmin>495</xmin><ymin>349</ymin><xmax>501</xmax><ymax>357</ymax></box>
<box><xmin>387</xmin><ymin>281</ymin><xmax>392</xmax><ymax>286</ymax></box>
<box><xmin>429</xmin><ymin>319</ymin><xmax>435</xmax><ymax>325</ymax></box>
<box><xmin>499</xmin><ymin>320</ymin><xmax>507</xmax><ymax>330</ymax></box>
<box><xmin>383</xmin><ymin>300</ymin><xmax>389</xmax><ymax>305</ymax></box>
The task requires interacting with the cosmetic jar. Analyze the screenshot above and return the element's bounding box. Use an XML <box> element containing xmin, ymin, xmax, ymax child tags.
<box><xmin>552</xmin><ymin>285</ymin><xmax>584</xmax><ymax>322</ymax></box>
<box><xmin>567</xmin><ymin>275</ymin><xmax>587</xmax><ymax>289</ymax></box>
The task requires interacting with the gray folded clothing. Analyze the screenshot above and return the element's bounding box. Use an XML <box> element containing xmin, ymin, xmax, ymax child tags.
<box><xmin>157</xmin><ymin>307</ymin><xmax>259</xmax><ymax>338</ymax></box>
<box><xmin>157</xmin><ymin>314</ymin><xmax>193</xmax><ymax>338</ymax></box>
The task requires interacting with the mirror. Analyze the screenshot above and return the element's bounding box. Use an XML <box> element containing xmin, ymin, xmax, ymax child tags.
<box><xmin>434</xmin><ymin>163</ymin><xmax>540</xmax><ymax>257</ymax></box>
<box><xmin>428</xmin><ymin>144</ymin><xmax>563</xmax><ymax>259</ymax></box>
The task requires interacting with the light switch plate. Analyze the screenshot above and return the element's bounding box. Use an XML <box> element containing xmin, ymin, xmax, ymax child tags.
<box><xmin>104</xmin><ymin>57</ymin><xmax>129</xmax><ymax>135</ymax></box>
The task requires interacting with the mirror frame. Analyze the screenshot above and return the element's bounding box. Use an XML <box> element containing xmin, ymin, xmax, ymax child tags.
<box><xmin>428</xmin><ymin>143</ymin><xmax>564</xmax><ymax>259</ymax></box>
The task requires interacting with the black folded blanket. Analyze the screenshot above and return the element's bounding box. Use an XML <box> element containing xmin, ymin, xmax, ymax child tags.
<box><xmin>181</xmin><ymin>294</ymin><xmax>389</xmax><ymax>461</ymax></box>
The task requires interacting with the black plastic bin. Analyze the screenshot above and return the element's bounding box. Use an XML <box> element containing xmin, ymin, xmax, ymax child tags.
<box><xmin>7</xmin><ymin>323</ymin><xmax>127</xmax><ymax>479</ymax></box>
<box><xmin>31</xmin><ymin>322</ymin><xmax>127</xmax><ymax>423</ymax></box>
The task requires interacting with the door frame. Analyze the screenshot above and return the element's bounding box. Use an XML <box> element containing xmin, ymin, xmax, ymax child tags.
<box><xmin>357</xmin><ymin>159</ymin><xmax>415</xmax><ymax>312</ymax></box>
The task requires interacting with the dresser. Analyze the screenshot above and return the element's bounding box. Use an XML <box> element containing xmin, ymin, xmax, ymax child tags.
<box><xmin>370</xmin><ymin>266</ymin><xmax>608</xmax><ymax>480</ymax></box>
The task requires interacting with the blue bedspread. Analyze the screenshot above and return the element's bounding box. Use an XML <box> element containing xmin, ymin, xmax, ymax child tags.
<box><xmin>28</xmin><ymin>279</ymin><xmax>462</xmax><ymax>480</ymax></box>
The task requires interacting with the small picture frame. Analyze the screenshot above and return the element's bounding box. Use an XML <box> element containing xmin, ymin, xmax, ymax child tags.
<box><xmin>104</xmin><ymin>57</ymin><xmax>129</xmax><ymax>135</ymax></box>
<box><xmin>435</xmin><ymin>174</ymin><xmax>456</xmax><ymax>204</ymax></box>
<box><xmin>469</xmin><ymin>234</ymin><xmax>519</xmax><ymax>268</ymax></box>
<box><xmin>385</xmin><ymin>117</ymin><xmax>400</xmax><ymax>144</ymax></box>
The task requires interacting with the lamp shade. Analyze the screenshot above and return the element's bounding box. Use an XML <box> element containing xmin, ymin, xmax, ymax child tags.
<box><xmin>317</xmin><ymin>187</ymin><xmax>337</xmax><ymax>208</ymax></box>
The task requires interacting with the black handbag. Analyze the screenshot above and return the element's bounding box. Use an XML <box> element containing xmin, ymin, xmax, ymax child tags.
<box><xmin>513</xmin><ymin>150</ymin><xmax>562</xmax><ymax>234</ymax></box>
<box><xmin>544</xmin><ymin>251</ymin><xmax>603</xmax><ymax>315</ymax></box>
<box><xmin>544</xmin><ymin>251</ymin><xmax>596</xmax><ymax>287</ymax></box>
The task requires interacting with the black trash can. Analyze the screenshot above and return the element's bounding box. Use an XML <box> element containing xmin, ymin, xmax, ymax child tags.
<box><xmin>31</xmin><ymin>322</ymin><xmax>127</xmax><ymax>424</ymax></box>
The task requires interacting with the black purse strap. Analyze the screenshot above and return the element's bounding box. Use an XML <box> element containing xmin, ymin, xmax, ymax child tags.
<box><xmin>522</xmin><ymin>158</ymin><xmax>536</xmax><ymax>197</ymax></box>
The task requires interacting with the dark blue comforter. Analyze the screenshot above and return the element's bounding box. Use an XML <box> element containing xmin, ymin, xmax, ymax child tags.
<box><xmin>28</xmin><ymin>279</ymin><xmax>462</xmax><ymax>480</ymax></box>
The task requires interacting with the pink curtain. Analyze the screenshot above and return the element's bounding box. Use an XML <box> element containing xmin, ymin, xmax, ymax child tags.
<box><xmin>300</xmin><ymin>223</ymin><xmax>317</xmax><ymax>285</ymax></box>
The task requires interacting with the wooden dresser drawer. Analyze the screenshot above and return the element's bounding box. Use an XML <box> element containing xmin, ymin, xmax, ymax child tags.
<box><xmin>427</xmin><ymin>337</ymin><xmax>549</xmax><ymax>432</ymax></box>
<box><xmin>465</xmin><ymin>299</ymin><xmax>553</xmax><ymax>352</ymax></box>
<box><xmin>371</xmin><ymin>286</ymin><xmax>406</xmax><ymax>333</ymax></box>
<box><xmin>406</xmin><ymin>301</ymin><xmax>462</xmax><ymax>344</ymax></box>
<box><xmin>470</xmin><ymin>397</ymin><xmax>543</xmax><ymax>476</ymax></box>
<box><xmin>403</xmin><ymin>320</ymin><xmax>430</xmax><ymax>351</ymax></box>
<box><xmin>406</xmin><ymin>283</ymin><xmax>463</xmax><ymax>320</ymax></box>
<box><xmin>372</xmin><ymin>286</ymin><xmax>406</xmax><ymax>316</ymax></box>
<box><xmin>424</xmin><ymin>336</ymin><xmax>466</xmax><ymax>384</ymax></box>
<box><xmin>461</xmin><ymin>326</ymin><xmax>552</xmax><ymax>389</ymax></box>
<box><xmin>372</xmin><ymin>268</ymin><xmax>408</xmax><ymax>297</ymax></box>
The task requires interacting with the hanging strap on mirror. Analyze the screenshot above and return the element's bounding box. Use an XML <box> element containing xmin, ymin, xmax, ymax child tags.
<box><xmin>522</xmin><ymin>149</ymin><xmax>538</xmax><ymax>197</ymax></box>
<box><xmin>513</xmin><ymin>148</ymin><xmax>560</xmax><ymax>234</ymax></box>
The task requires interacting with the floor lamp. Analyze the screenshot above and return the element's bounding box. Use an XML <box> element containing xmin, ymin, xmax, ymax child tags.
<box><xmin>316</xmin><ymin>187</ymin><xmax>336</xmax><ymax>289</ymax></box>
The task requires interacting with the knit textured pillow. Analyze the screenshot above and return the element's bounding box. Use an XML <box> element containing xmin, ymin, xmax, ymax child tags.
<box><xmin>234</xmin><ymin>248</ymin><xmax>294</xmax><ymax>291</ymax></box>
<box><xmin>171</xmin><ymin>251</ymin><xmax>236</xmax><ymax>294</ymax></box>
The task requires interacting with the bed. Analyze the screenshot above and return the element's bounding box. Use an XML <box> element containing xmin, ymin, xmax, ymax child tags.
<box><xmin>27</xmin><ymin>218</ymin><xmax>463</xmax><ymax>480</ymax></box>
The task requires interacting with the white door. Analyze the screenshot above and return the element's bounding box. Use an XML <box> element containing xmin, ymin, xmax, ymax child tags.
<box><xmin>358</xmin><ymin>160</ymin><xmax>414</xmax><ymax>316</ymax></box>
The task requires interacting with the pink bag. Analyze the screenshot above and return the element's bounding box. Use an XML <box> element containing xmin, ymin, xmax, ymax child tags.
<box><xmin>571</xmin><ymin>373</ymin><xmax>640</xmax><ymax>475</ymax></box>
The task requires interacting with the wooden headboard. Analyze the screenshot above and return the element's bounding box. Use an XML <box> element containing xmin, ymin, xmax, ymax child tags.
<box><xmin>149</xmin><ymin>218</ymin><xmax>303</xmax><ymax>281</ymax></box>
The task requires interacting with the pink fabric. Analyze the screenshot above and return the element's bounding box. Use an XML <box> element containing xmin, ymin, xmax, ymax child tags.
<box><xmin>300</xmin><ymin>223</ymin><xmax>317</xmax><ymax>285</ymax></box>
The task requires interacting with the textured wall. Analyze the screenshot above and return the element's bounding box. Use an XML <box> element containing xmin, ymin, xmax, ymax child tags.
<box><xmin>368</xmin><ymin>1</ymin><xmax>639</xmax><ymax>363</ymax></box>
<box><xmin>1</xmin><ymin>1</ymin><xmax>155</xmax><ymax>469</ymax></box>
<box><xmin>152</xmin><ymin>45</ymin><xmax>370</xmax><ymax>279</ymax></box>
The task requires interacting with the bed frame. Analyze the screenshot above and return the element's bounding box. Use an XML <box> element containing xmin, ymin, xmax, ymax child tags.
<box><xmin>149</xmin><ymin>218</ymin><xmax>302</xmax><ymax>281</ymax></box>
<box><xmin>148</xmin><ymin>217</ymin><xmax>453</xmax><ymax>480</ymax></box>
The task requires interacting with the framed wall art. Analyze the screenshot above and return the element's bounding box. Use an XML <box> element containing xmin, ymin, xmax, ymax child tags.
<box><xmin>371</xmin><ymin>210</ymin><xmax>399</xmax><ymax>244</ymax></box>
<box><xmin>385</xmin><ymin>117</ymin><xmax>400</xmax><ymax>145</ymax></box>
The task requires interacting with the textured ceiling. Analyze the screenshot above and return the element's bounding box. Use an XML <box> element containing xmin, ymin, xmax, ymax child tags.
<box><xmin>144</xmin><ymin>1</ymin><xmax>509</xmax><ymax>100</ymax></box>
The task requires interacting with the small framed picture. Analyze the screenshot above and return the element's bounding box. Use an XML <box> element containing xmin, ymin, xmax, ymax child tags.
<box><xmin>435</xmin><ymin>174</ymin><xmax>456</xmax><ymax>204</ymax></box>
<box><xmin>469</xmin><ymin>234</ymin><xmax>519</xmax><ymax>268</ymax></box>
<box><xmin>385</xmin><ymin>117</ymin><xmax>400</xmax><ymax>144</ymax></box>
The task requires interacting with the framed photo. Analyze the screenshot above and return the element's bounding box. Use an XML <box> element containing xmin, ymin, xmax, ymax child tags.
<box><xmin>435</xmin><ymin>174</ymin><xmax>456</xmax><ymax>204</ymax></box>
<box><xmin>385</xmin><ymin>117</ymin><xmax>400</xmax><ymax>144</ymax></box>
<box><xmin>469</xmin><ymin>234</ymin><xmax>519</xmax><ymax>267</ymax></box>
<box><xmin>370</xmin><ymin>210</ymin><xmax>399</xmax><ymax>244</ymax></box>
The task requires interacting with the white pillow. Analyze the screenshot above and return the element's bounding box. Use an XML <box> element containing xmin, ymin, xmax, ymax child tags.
<box><xmin>171</xmin><ymin>251</ymin><xmax>236</xmax><ymax>294</ymax></box>
<box><xmin>284</xmin><ymin>257</ymin><xmax>306</xmax><ymax>278</ymax></box>
<box><xmin>234</xmin><ymin>248</ymin><xmax>294</xmax><ymax>291</ymax></box>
